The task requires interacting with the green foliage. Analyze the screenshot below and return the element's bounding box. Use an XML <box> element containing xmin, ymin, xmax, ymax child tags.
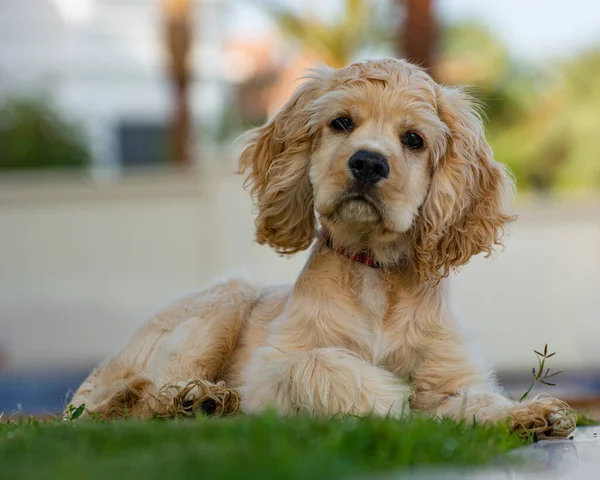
<box><xmin>438</xmin><ymin>23</ymin><xmax>600</xmax><ymax>192</ymax></box>
<box><xmin>0</xmin><ymin>413</ymin><xmax>527</xmax><ymax>479</ymax></box>
<box><xmin>546</xmin><ymin>51</ymin><xmax>600</xmax><ymax>190</ymax></box>
<box><xmin>266</xmin><ymin>0</ymin><xmax>395</xmax><ymax>68</ymax></box>
<box><xmin>0</xmin><ymin>96</ymin><xmax>91</xmax><ymax>170</ymax></box>
<box><xmin>576</xmin><ymin>411</ymin><xmax>600</xmax><ymax>426</ymax></box>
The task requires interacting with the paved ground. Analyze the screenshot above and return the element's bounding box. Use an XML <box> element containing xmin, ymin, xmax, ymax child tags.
<box><xmin>507</xmin><ymin>427</ymin><xmax>600</xmax><ymax>479</ymax></box>
<box><xmin>390</xmin><ymin>426</ymin><xmax>600</xmax><ymax>479</ymax></box>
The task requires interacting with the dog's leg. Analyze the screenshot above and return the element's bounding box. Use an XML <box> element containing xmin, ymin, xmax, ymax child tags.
<box><xmin>411</xmin><ymin>343</ymin><xmax>576</xmax><ymax>439</ymax></box>
<box><xmin>241</xmin><ymin>345</ymin><xmax>412</xmax><ymax>418</ymax></box>
<box><xmin>69</xmin><ymin>279</ymin><xmax>259</xmax><ymax>418</ymax></box>
<box><xmin>431</xmin><ymin>389</ymin><xmax>576</xmax><ymax>439</ymax></box>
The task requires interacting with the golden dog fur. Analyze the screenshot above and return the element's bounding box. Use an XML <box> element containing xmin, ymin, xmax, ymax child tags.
<box><xmin>70</xmin><ymin>59</ymin><xmax>575</xmax><ymax>437</ymax></box>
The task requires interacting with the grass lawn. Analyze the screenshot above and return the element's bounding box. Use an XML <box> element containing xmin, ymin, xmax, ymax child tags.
<box><xmin>0</xmin><ymin>413</ymin><xmax>528</xmax><ymax>479</ymax></box>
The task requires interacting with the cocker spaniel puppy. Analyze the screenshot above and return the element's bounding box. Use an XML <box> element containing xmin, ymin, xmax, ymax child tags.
<box><xmin>71</xmin><ymin>59</ymin><xmax>575</xmax><ymax>438</ymax></box>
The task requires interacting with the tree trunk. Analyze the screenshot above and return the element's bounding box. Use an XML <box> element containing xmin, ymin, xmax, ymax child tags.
<box><xmin>398</xmin><ymin>0</ymin><xmax>437</xmax><ymax>78</ymax></box>
<box><xmin>172</xmin><ymin>77</ymin><xmax>191</xmax><ymax>168</ymax></box>
<box><xmin>164</xmin><ymin>0</ymin><xmax>194</xmax><ymax>167</ymax></box>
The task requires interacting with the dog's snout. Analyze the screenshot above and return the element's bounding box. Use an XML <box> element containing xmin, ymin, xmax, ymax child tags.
<box><xmin>348</xmin><ymin>150</ymin><xmax>390</xmax><ymax>184</ymax></box>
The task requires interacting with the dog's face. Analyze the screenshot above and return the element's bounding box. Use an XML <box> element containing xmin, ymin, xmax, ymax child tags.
<box><xmin>308</xmin><ymin>72</ymin><xmax>448</xmax><ymax>237</ymax></box>
<box><xmin>239</xmin><ymin>59</ymin><xmax>515</xmax><ymax>280</ymax></box>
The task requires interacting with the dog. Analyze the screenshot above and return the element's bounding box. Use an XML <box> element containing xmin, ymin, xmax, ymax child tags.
<box><xmin>70</xmin><ymin>58</ymin><xmax>575</xmax><ymax>438</ymax></box>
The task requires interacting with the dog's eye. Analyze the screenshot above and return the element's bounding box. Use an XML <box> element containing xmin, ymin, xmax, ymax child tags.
<box><xmin>329</xmin><ymin>116</ymin><xmax>354</xmax><ymax>133</ymax></box>
<box><xmin>401</xmin><ymin>132</ymin><xmax>424</xmax><ymax>150</ymax></box>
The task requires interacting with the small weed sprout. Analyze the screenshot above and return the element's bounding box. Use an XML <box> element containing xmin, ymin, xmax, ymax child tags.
<box><xmin>520</xmin><ymin>344</ymin><xmax>563</xmax><ymax>402</ymax></box>
<box><xmin>64</xmin><ymin>404</ymin><xmax>86</xmax><ymax>421</ymax></box>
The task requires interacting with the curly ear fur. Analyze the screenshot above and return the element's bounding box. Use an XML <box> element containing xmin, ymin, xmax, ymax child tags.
<box><xmin>238</xmin><ymin>70</ymin><xmax>329</xmax><ymax>254</ymax></box>
<box><xmin>413</xmin><ymin>87</ymin><xmax>517</xmax><ymax>281</ymax></box>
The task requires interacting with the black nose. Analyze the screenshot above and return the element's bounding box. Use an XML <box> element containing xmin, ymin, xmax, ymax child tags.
<box><xmin>348</xmin><ymin>150</ymin><xmax>389</xmax><ymax>184</ymax></box>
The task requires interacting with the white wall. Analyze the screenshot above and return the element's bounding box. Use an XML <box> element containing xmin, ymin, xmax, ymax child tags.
<box><xmin>1</xmin><ymin>169</ymin><xmax>599</xmax><ymax>372</ymax></box>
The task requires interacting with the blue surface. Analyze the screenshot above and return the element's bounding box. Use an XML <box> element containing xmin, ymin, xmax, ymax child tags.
<box><xmin>2</xmin><ymin>369</ymin><xmax>599</xmax><ymax>417</ymax></box>
<box><xmin>0</xmin><ymin>370</ymin><xmax>90</xmax><ymax>416</ymax></box>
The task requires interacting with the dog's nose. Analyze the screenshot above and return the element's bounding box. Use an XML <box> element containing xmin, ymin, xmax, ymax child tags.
<box><xmin>348</xmin><ymin>150</ymin><xmax>390</xmax><ymax>184</ymax></box>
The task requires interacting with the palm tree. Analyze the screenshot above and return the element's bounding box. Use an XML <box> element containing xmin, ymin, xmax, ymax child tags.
<box><xmin>267</xmin><ymin>0</ymin><xmax>389</xmax><ymax>68</ymax></box>
<box><xmin>163</xmin><ymin>0</ymin><xmax>193</xmax><ymax>167</ymax></box>
<box><xmin>396</xmin><ymin>0</ymin><xmax>437</xmax><ymax>76</ymax></box>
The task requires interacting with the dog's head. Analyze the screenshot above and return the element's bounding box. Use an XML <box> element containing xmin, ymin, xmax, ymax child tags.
<box><xmin>239</xmin><ymin>58</ymin><xmax>515</xmax><ymax>280</ymax></box>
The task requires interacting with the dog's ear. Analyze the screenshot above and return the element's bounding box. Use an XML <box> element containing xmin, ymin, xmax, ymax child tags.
<box><xmin>413</xmin><ymin>86</ymin><xmax>516</xmax><ymax>281</ymax></box>
<box><xmin>238</xmin><ymin>69</ymin><xmax>329</xmax><ymax>254</ymax></box>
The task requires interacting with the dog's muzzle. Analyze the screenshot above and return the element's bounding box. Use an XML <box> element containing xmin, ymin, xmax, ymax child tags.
<box><xmin>348</xmin><ymin>150</ymin><xmax>389</xmax><ymax>185</ymax></box>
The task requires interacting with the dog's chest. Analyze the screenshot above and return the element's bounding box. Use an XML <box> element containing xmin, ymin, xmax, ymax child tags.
<box><xmin>356</xmin><ymin>271</ymin><xmax>395</xmax><ymax>362</ymax></box>
<box><xmin>357</xmin><ymin>270</ymin><xmax>388</xmax><ymax>320</ymax></box>
<box><xmin>356</xmin><ymin>270</ymin><xmax>415</xmax><ymax>373</ymax></box>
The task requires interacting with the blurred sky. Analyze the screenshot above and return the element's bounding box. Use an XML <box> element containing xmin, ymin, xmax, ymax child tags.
<box><xmin>227</xmin><ymin>0</ymin><xmax>600</xmax><ymax>62</ymax></box>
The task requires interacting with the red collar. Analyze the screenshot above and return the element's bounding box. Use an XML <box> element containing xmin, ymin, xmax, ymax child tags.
<box><xmin>322</xmin><ymin>231</ymin><xmax>381</xmax><ymax>268</ymax></box>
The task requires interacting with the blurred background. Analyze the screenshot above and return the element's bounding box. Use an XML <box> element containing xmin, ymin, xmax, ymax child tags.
<box><xmin>1</xmin><ymin>0</ymin><xmax>599</xmax><ymax>417</ymax></box>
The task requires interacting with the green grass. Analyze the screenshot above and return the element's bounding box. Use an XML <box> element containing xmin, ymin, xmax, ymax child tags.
<box><xmin>0</xmin><ymin>413</ymin><xmax>528</xmax><ymax>480</ymax></box>
<box><xmin>576</xmin><ymin>411</ymin><xmax>600</xmax><ymax>427</ymax></box>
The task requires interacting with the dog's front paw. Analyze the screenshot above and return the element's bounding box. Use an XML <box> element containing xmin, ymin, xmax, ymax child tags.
<box><xmin>510</xmin><ymin>394</ymin><xmax>576</xmax><ymax>440</ymax></box>
<box><xmin>156</xmin><ymin>379</ymin><xmax>241</xmax><ymax>417</ymax></box>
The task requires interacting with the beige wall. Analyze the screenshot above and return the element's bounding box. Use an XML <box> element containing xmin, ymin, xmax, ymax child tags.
<box><xmin>1</xmin><ymin>170</ymin><xmax>599</xmax><ymax>371</ymax></box>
